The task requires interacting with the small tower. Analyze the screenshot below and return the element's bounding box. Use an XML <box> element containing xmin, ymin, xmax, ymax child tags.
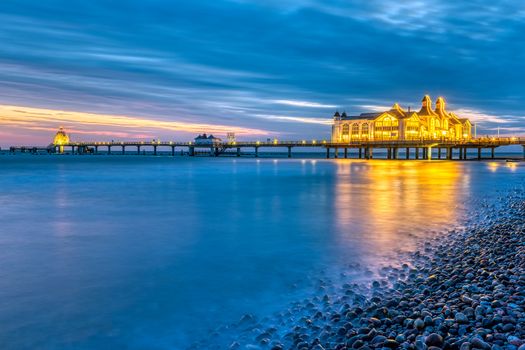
<box><xmin>435</xmin><ymin>97</ymin><xmax>446</xmax><ymax>114</ymax></box>
<box><xmin>227</xmin><ymin>132</ymin><xmax>236</xmax><ymax>144</ymax></box>
<box><xmin>418</xmin><ymin>95</ymin><xmax>436</xmax><ymax>116</ymax></box>
<box><xmin>53</xmin><ymin>126</ymin><xmax>70</xmax><ymax>153</ymax></box>
<box><xmin>422</xmin><ymin>95</ymin><xmax>432</xmax><ymax>108</ymax></box>
<box><xmin>333</xmin><ymin>111</ymin><xmax>341</xmax><ymax>121</ymax></box>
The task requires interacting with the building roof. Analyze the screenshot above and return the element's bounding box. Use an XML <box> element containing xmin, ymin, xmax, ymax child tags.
<box><xmin>418</xmin><ymin>95</ymin><xmax>438</xmax><ymax>116</ymax></box>
<box><xmin>195</xmin><ymin>133</ymin><xmax>221</xmax><ymax>140</ymax></box>
<box><xmin>341</xmin><ymin>112</ymin><xmax>381</xmax><ymax>121</ymax></box>
<box><xmin>332</xmin><ymin>96</ymin><xmax>472</xmax><ymax>127</ymax></box>
<box><xmin>389</xmin><ymin>103</ymin><xmax>413</xmax><ymax>119</ymax></box>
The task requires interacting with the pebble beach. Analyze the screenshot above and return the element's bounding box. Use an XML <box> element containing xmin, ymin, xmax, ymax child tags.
<box><xmin>196</xmin><ymin>189</ymin><xmax>525</xmax><ymax>350</ymax></box>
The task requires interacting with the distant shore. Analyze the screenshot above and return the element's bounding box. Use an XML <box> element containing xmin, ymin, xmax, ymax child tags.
<box><xmin>193</xmin><ymin>189</ymin><xmax>525</xmax><ymax>350</ymax></box>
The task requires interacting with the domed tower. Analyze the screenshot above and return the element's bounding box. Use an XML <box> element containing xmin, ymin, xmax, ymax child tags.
<box><xmin>53</xmin><ymin>127</ymin><xmax>70</xmax><ymax>153</ymax></box>
<box><xmin>435</xmin><ymin>97</ymin><xmax>446</xmax><ymax>114</ymax></box>
<box><xmin>418</xmin><ymin>95</ymin><xmax>436</xmax><ymax>116</ymax></box>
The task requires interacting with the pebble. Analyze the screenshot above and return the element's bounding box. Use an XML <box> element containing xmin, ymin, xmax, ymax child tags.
<box><xmin>198</xmin><ymin>195</ymin><xmax>525</xmax><ymax>350</ymax></box>
<box><xmin>425</xmin><ymin>333</ymin><xmax>444</xmax><ymax>347</ymax></box>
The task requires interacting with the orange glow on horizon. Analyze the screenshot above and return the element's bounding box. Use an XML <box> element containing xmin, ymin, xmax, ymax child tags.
<box><xmin>0</xmin><ymin>104</ymin><xmax>271</xmax><ymax>144</ymax></box>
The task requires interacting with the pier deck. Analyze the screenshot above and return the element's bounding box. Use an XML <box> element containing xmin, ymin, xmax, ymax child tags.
<box><xmin>8</xmin><ymin>137</ymin><xmax>525</xmax><ymax>160</ymax></box>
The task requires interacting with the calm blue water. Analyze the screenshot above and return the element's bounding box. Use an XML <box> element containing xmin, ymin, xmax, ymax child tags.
<box><xmin>0</xmin><ymin>156</ymin><xmax>523</xmax><ymax>349</ymax></box>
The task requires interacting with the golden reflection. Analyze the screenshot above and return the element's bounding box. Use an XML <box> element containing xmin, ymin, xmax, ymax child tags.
<box><xmin>333</xmin><ymin>160</ymin><xmax>469</xmax><ymax>253</ymax></box>
<box><xmin>487</xmin><ymin>162</ymin><xmax>500</xmax><ymax>172</ymax></box>
<box><xmin>506</xmin><ymin>162</ymin><xmax>518</xmax><ymax>171</ymax></box>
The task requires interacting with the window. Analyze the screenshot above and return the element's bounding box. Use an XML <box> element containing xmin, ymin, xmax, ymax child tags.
<box><xmin>351</xmin><ymin>123</ymin><xmax>359</xmax><ymax>135</ymax></box>
<box><xmin>362</xmin><ymin>123</ymin><xmax>369</xmax><ymax>136</ymax></box>
<box><xmin>341</xmin><ymin>124</ymin><xmax>350</xmax><ymax>142</ymax></box>
<box><xmin>374</xmin><ymin>117</ymin><xmax>398</xmax><ymax>139</ymax></box>
<box><xmin>406</xmin><ymin>120</ymin><xmax>419</xmax><ymax>138</ymax></box>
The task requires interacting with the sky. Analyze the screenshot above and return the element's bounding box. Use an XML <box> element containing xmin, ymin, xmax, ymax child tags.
<box><xmin>1</xmin><ymin>0</ymin><xmax>525</xmax><ymax>146</ymax></box>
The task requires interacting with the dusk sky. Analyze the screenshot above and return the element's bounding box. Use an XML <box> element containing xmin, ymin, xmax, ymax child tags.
<box><xmin>1</xmin><ymin>0</ymin><xmax>525</xmax><ymax>145</ymax></box>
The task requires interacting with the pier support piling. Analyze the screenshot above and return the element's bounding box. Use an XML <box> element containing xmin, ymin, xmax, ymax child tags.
<box><xmin>237</xmin><ymin>147</ymin><xmax>241</xmax><ymax>157</ymax></box>
<box><xmin>326</xmin><ymin>147</ymin><xmax>330</xmax><ymax>159</ymax></box>
<box><xmin>406</xmin><ymin>147</ymin><xmax>410</xmax><ymax>159</ymax></box>
<box><xmin>344</xmin><ymin>148</ymin><xmax>348</xmax><ymax>159</ymax></box>
<box><xmin>365</xmin><ymin>147</ymin><xmax>373</xmax><ymax>159</ymax></box>
<box><xmin>287</xmin><ymin>146</ymin><xmax>292</xmax><ymax>158</ymax></box>
<box><xmin>438</xmin><ymin>148</ymin><xmax>442</xmax><ymax>159</ymax></box>
<box><xmin>122</xmin><ymin>146</ymin><xmax>125</xmax><ymax>155</ymax></box>
<box><xmin>108</xmin><ymin>145</ymin><xmax>111</xmax><ymax>155</ymax></box>
<box><xmin>358</xmin><ymin>148</ymin><xmax>362</xmax><ymax>159</ymax></box>
<box><xmin>153</xmin><ymin>145</ymin><xmax>157</xmax><ymax>156</ymax></box>
<box><xmin>478</xmin><ymin>148</ymin><xmax>482</xmax><ymax>160</ymax></box>
<box><xmin>427</xmin><ymin>146</ymin><xmax>432</xmax><ymax>160</ymax></box>
<box><xmin>491</xmin><ymin>147</ymin><xmax>495</xmax><ymax>159</ymax></box>
<box><xmin>171</xmin><ymin>146</ymin><xmax>175</xmax><ymax>156</ymax></box>
<box><xmin>255</xmin><ymin>146</ymin><xmax>259</xmax><ymax>158</ymax></box>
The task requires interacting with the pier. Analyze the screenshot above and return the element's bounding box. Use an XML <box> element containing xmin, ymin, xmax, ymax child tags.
<box><xmin>9</xmin><ymin>137</ymin><xmax>525</xmax><ymax>160</ymax></box>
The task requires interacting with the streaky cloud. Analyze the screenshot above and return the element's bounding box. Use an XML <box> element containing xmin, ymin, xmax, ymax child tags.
<box><xmin>273</xmin><ymin>100</ymin><xmax>337</xmax><ymax>109</ymax></box>
<box><xmin>255</xmin><ymin>114</ymin><xmax>332</xmax><ymax>125</ymax></box>
<box><xmin>0</xmin><ymin>105</ymin><xmax>271</xmax><ymax>145</ymax></box>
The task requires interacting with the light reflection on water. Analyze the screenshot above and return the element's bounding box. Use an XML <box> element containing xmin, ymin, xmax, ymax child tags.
<box><xmin>0</xmin><ymin>156</ymin><xmax>522</xmax><ymax>349</ymax></box>
<box><xmin>334</xmin><ymin>161</ymin><xmax>470</xmax><ymax>255</ymax></box>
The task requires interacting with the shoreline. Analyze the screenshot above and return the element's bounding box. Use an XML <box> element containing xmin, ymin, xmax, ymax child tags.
<box><xmin>194</xmin><ymin>190</ymin><xmax>525</xmax><ymax>350</ymax></box>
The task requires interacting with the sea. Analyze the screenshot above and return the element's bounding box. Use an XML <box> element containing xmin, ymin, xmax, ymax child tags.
<box><xmin>0</xmin><ymin>154</ymin><xmax>523</xmax><ymax>349</ymax></box>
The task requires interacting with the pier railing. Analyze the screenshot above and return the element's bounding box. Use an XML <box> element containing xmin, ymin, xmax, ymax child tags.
<box><xmin>59</xmin><ymin>136</ymin><xmax>525</xmax><ymax>148</ymax></box>
<box><xmin>8</xmin><ymin>136</ymin><xmax>525</xmax><ymax>160</ymax></box>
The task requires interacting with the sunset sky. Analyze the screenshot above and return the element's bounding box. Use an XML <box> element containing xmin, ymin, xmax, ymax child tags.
<box><xmin>1</xmin><ymin>0</ymin><xmax>525</xmax><ymax>146</ymax></box>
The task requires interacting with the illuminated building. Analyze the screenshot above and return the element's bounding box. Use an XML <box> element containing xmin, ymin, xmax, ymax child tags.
<box><xmin>331</xmin><ymin>96</ymin><xmax>473</xmax><ymax>142</ymax></box>
<box><xmin>52</xmin><ymin>126</ymin><xmax>70</xmax><ymax>153</ymax></box>
<box><xmin>194</xmin><ymin>133</ymin><xmax>222</xmax><ymax>146</ymax></box>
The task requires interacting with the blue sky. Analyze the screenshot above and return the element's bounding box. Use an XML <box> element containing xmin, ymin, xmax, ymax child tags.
<box><xmin>1</xmin><ymin>0</ymin><xmax>525</xmax><ymax>144</ymax></box>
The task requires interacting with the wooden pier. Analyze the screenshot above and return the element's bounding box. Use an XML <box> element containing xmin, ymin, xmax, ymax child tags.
<box><xmin>8</xmin><ymin>137</ymin><xmax>525</xmax><ymax>160</ymax></box>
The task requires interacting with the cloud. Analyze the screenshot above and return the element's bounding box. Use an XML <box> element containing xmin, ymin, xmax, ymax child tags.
<box><xmin>453</xmin><ymin>108</ymin><xmax>518</xmax><ymax>124</ymax></box>
<box><xmin>254</xmin><ymin>114</ymin><xmax>332</xmax><ymax>125</ymax></box>
<box><xmin>0</xmin><ymin>104</ymin><xmax>271</xmax><ymax>145</ymax></box>
<box><xmin>272</xmin><ymin>100</ymin><xmax>337</xmax><ymax>108</ymax></box>
<box><xmin>0</xmin><ymin>0</ymin><xmax>524</xmax><ymax>145</ymax></box>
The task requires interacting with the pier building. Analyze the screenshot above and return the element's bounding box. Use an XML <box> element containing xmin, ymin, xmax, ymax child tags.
<box><xmin>52</xmin><ymin>126</ymin><xmax>70</xmax><ymax>153</ymax></box>
<box><xmin>194</xmin><ymin>133</ymin><xmax>222</xmax><ymax>146</ymax></box>
<box><xmin>331</xmin><ymin>96</ymin><xmax>472</xmax><ymax>142</ymax></box>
